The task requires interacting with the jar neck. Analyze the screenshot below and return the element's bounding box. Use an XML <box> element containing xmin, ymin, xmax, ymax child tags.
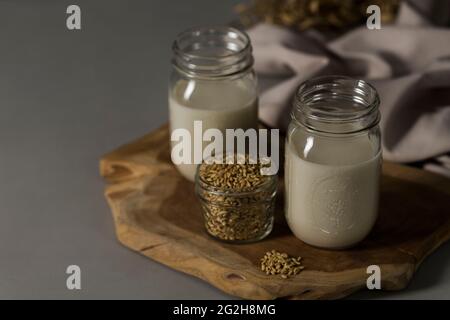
<box><xmin>172</xmin><ymin>26</ymin><xmax>253</xmax><ymax>79</ymax></box>
<box><xmin>292</xmin><ymin>76</ymin><xmax>380</xmax><ymax>134</ymax></box>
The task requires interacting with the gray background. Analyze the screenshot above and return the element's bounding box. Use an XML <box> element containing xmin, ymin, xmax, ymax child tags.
<box><xmin>0</xmin><ymin>0</ymin><xmax>448</xmax><ymax>299</ymax></box>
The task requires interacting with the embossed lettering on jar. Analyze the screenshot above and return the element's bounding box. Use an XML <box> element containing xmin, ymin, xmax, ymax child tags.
<box><xmin>285</xmin><ymin>76</ymin><xmax>382</xmax><ymax>249</ymax></box>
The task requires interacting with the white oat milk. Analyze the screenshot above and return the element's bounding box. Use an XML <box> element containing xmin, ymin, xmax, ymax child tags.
<box><xmin>169</xmin><ymin>80</ymin><xmax>258</xmax><ymax>181</ymax></box>
<box><xmin>285</xmin><ymin>134</ymin><xmax>381</xmax><ymax>249</ymax></box>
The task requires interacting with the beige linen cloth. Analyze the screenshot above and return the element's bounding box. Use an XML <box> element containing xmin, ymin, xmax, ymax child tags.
<box><xmin>247</xmin><ymin>0</ymin><xmax>450</xmax><ymax>177</ymax></box>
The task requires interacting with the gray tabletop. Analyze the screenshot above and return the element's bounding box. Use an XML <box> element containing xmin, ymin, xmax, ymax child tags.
<box><xmin>0</xmin><ymin>0</ymin><xmax>449</xmax><ymax>300</ymax></box>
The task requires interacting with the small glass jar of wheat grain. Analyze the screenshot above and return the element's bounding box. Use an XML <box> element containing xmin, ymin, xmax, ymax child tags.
<box><xmin>195</xmin><ymin>154</ymin><xmax>278</xmax><ymax>243</ymax></box>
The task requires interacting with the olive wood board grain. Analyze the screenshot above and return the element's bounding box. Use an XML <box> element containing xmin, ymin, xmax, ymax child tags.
<box><xmin>100</xmin><ymin>124</ymin><xmax>450</xmax><ymax>300</ymax></box>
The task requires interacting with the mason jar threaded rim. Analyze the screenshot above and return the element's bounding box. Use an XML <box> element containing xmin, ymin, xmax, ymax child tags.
<box><xmin>195</xmin><ymin>165</ymin><xmax>278</xmax><ymax>201</ymax></box>
<box><xmin>172</xmin><ymin>26</ymin><xmax>254</xmax><ymax>78</ymax></box>
<box><xmin>292</xmin><ymin>76</ymin><xmax>381</xmax><ymax>134</ymax></box>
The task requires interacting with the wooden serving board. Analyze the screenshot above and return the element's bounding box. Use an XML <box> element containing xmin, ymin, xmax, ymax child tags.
<box><xmin>100</xmin><ymin>124</ymin><xmax>450</xmax><ymax>300</ymax></box>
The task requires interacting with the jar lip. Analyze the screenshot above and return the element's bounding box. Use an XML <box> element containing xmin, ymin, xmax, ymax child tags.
<box><xmin>195</xmin><ymin>156</ymin><xmax>278</xmax><ymax>198</ymax></box>
<box><xmin>293</xmin><ymin>75</ymin><xmax>380</xmax><ymax>134</ymax></box>
<box><xmin>197</xmin><ymin>173</ymin><xmax>277</xmax><ymax>196</ymax></box>
<box><xmin>172</xmin><ymin>26</ymin><xmax>253</xmax><ymax>78</ymax></box>
<box><xmin>173</xmin><ymin>26</ymin><xmax>251</xmax><ymax>60</ymax></box>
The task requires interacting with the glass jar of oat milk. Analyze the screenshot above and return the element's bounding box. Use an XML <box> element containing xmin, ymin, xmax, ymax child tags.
<box><xmin>285</xmin><ymin>76</ymin><xmax>381</xmax><ymax>249</ymax></box>
<box><xmin>169</xmin><ymin>26</ymin><xmax>258</xmax><ymax>182</ymax></box>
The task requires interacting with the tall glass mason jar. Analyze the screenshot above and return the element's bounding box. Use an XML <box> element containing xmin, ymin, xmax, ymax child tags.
<box><xmin>169</xmin><ymin>26</ymin><xmax>258</xmax><ymax>182</ymax></box>
<box><xmin>285</xmin><ymin>76</ymin><xmax>381</xmax><ymax>249</ymax></box>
